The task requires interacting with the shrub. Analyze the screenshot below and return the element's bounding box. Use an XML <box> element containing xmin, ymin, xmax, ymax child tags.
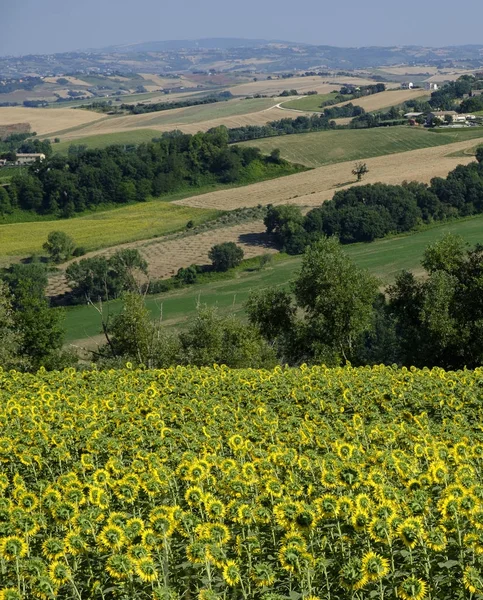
<box><xmin>208</xmin><ymin>242</ymin><xmax>244</xmax><ymax>272</ymax></box>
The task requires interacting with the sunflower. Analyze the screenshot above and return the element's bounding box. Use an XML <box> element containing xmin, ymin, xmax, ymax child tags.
<box><xmin>197</xmin><ymin>589</ymin><xmax>220</xmax><ymax>600</ymax></box>
<box><xmin>0</xmin><ymin>535</ymin><xmax>27</xmax><ymax>561</ymax></box>
<box><xmin>185</xmin><ymin>486</ymin><xmax>204</xmax><ymax>507</ymax></box>
<box><xmin>462</xmin><ymin>565</ymin><xmax>483</xmax><ymax>595</ymax></box>
<box><xmin>186</xmin><ymin>540</ymin><xmax>208</xmax><ymax>565</ymax></box>
<box><xmin>48</xmin><ymin>560</ymin><xmax>71</xmax><ymax>586</ymax></box>
<box><xmin>41</xmin><ymin>536</ymin><xmax>64</xmax><ymax>560</ymax></box>
<box><xmin>339</xmin><ymin>557</ymin><xmax>367</xmax><ymax>592</ymax></box>
<box><xmin>222</xmin><ymin>560</ymin><xmax>241</xmax><ymax>586</ymax></box>
<box><xmin>203</xmin><ymin>523</ymin><xmax>230</xmax><ymax>545</ymax></box>
<box><xmin>98</xmin><ymin>524</ymin><xmax>127</xmax><ymax>551</ymax></box>
<box><xmin>17</xmin><ymin>491</ymin><xmax>38</xmax><ymax>513</ymax></box>
<box><xmin>106</xmin><ymin>553</ymin><xmax>134</xmax><ymax>581</ymax></box>
<box><xmin>204</xmin><ymin>497</ymin><xmax>226</xmax><ymax>519</ymax></box>
<box><xmin>278</xmin><ymin>545</ymin><xmax>312</xmax><ymax>574</ymax></box>
<box><xmin>351</xmin><ymin>510</ymin><xmax>370</xmax><ymax>533</ymax></box>
<box><xmin>398</xmin><ymin>576</ymin><xmax>428</xmax><ymax>600</ymax></box>
<box><xmin>315</xmin><ymin>494</ymin><xmax>338</xmax><ymax>519</ymax></box>
<box><xmin>132</xmin><ymin>556</ymin><xmax>158</xmax><ymax>582</ymax></box>
<box><xmin>64</xmin><ymin>529</ymin><xmax>87</xmax><ymax>555</ymax></box>
<box><xmin>397</xmin><ymin>517</ymin><xmax>425</xmax><ymax>549</ymax></box>
<box><xmin>425</xmin><ymin>526</ymin><xmax>447</xmax><ymax>552</ymax></box>
<box><xmin>265</xmin><ymin>479</ymin><xmax>284</xmax><ymax>498</ymax></box>
<box><xmin>361</xmin><ymin>551</ymin><xmax>390</xmax><ymax>581</ymax></box>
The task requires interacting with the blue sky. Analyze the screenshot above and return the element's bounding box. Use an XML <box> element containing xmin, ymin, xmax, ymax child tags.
<box><xmin>1</xmin><ymin>0</ymin><xmax>482</xmax><ymax>56</ymax></box>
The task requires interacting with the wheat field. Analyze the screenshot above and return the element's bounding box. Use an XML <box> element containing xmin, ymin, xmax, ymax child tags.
<box><xmin>0</xmin><ymin>106</ymin><xmax>105</xmax><ymax>136</ymax></box>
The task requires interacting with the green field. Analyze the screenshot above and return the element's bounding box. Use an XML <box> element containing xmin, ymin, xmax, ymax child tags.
<box><xmin>0</xmin><ymin>201</ymin><xmax>219</xmax><ymax>258</ymax></box>
<box><xmin>53</xmin><ymin>128</ymin><xmax>163</xmax><ymax>154</ymax></box>
<box><xmin>241</xmin><ymin>126</ymin><xmax>483</xmax><ymax>167</ymax></box>
<box><xmin>116</xmin><ymin>97</ymin><xmax>277</xmax><ymax>127</ymax></box>
<box><xmin>64</xmin><ymin>213</ymin><xmax>483</xmax><ymax>343</ymax></box>
<box><xmin>280</xmin><ymin>92</ymin><xmax>341</xmax><ymax>112</ymax></box>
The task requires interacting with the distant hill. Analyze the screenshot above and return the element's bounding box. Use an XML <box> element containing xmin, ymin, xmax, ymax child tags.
<box><xmin>100</xmin><ymin>38</ymin><xmax>284</xmax><ymax>53</ymax></box>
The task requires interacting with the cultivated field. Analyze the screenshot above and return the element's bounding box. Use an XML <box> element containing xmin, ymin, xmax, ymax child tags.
<box><xmin>2</xmin><ymin>365</ymin><xmax>480</xmax><ymax>599</ymax></box>
<box><xmin>332</xmin><ymin>88</ymin><xmax>430</xmax><ymax>112</ymax></box>
<box><xmin>53</xmin><ymin>129</ymin><xmax>165</xmax><ymax>154</ymax></box>
<box><xmin>174</xmin><ymin>135</ymin><xmax>482</xmax><ymax>211</ymax></box>
<box><xmin>241</xmin><ymin>126</ymin><xmax>483</xmax><ymax>168</ymax></box>
<box><xmin>225</xmin><ymin>76</ymin><xmax>344</xmax><ymax>96</ymax></box>
<box><xmin>46</xmin><ymin>219</ymin><xmax>275</xmax><ymax>298</ymax></box>
<box><xmin>0</xmin><ymin>201</ymin><xmax>218</xmax><ymax>260</ymax></box>
<box><xmin>49</xmin><ymin>98</ymin><xmax>313</xmax><ymax>144</ymax></box>
<box><xmin>280</xmin><ymin>92</ymin><xmax>341</xmax><ymax>112</ymax></box>
<box><xmin>63</xmin><ymin>212</ymin><xmax>483</xmax><ymax>342</ymax></box>
<box><xmin>0</xmin><ymin>106</ymin><xmax>105</xmax><ymax>136</ymax></box>
<box><xmin>45</xmin><ymin>138</ymin><xmax>482</xmax><ymax>302</ymax></box>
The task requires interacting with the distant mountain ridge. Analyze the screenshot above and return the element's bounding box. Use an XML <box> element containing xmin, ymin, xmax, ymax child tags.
<box><xmin>99</xmin><ymin>38</ymin><xmax>286</xmax><ymax>53</ymax></box>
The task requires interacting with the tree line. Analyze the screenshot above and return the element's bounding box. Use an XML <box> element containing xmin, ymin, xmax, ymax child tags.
<box><xmin>265</xmin><ymin>148</ymin><xmax>483</xmax><ymax>253</ymax></box>
<box><xmin>3</xmin><ymin>129</ymin><xmax>300</xmax><ymax>217</ymax></box>
<box><xmin>1</xmin><ymin>233</ymin><xmax>483</xmax><ymax>373</ymax></box>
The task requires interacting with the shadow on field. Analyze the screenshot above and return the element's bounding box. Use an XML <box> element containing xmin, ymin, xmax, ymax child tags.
<box><xmin>238</xmin><ymin>232</ymin><xmax>277</xmax><ymax>250</ymax></box>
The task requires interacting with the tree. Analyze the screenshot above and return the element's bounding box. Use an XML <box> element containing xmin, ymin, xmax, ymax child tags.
<box><xmin>208</xmin><ymin>242</ymin><xmax>244</xmax><ymax>272</ymax></box>
<box><xmin>476</xmin><ymin>145</ymin><xmax>483</xmax><ymax>164</ymax></box>
<box><xmin>293</xmin><ymin>237</ymin><xmax>379</xmax><ymax>363</ymax></box>
<box><xmin>97</xmin><ymin>292</ymin><xmax>180</xmax><ymax>368</ymax></box>
<box><xmin>66</xmin><ymin>249</ymin><xmax>148</xmax><ymax>303</ymax></box>
<box><xmin>3</xmin><ymin>262</ymin><xmax>73</xmax><ymax>371</ymax></box>
<box><xmin>388</xmin><ymin>237</ymin><xmax>483</xmax><ymax>369</ymax></box>
<box><xmin>43</xmin><ymin>231</ymin><xmax>76</xmax><ymax>263</ymax></box>
<box><xmin>0</xmin><ymin>281</ymin><xmax>27</xmax><ymax>370</ymax></box>
<box><xmin>247</xmin><ymin>288</ymin><xmax>296</xmax><ymax>343</ymax></box>
<box><xmin>108</xmin><ymin>249</ymin><xmax>148</xmax><ymax>292</ymax></box>
<box><xmin>179</xmin><ymin>306</ymin><xmax>276</xmax><ymax>368</ymax></box>
<box><xmin>352</xmin><ymin>162</ymin><xmax>369</xmax><ymax>181</ymax></box>
<box><xmin>0</xmin><ymin>187</ymin><xmax>12</xmax><ymax>216</ymax></box>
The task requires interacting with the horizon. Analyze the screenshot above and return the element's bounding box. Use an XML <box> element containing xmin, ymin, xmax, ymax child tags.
<box><xmin>2</xmin><ymin>0</ymin><xmax>483</xmax><ymax>57</ymax></box>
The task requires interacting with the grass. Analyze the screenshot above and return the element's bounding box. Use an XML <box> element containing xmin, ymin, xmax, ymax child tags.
<box><xmin>53</xmin><ymin>129</ymin><xmax>162</xmax><ymax>154</ymax></box>
<box><xmin>280</xmin><ymin>93</ymin><xmax>341</xmax><ymax>112</ymax></box>
<box><xmin>0</xmin><ymin>201</ymin><xmax>219</xmax><ymax>258</ymax></box>
<box><xmin>240</xmin><ymin>126</ymin><xmax>483</xmax><ymax>168</ymax></box>
<box><xmin>64</xmin><ymin>213</ymin><xmax>483</xmax><ymax>343</ymax></box>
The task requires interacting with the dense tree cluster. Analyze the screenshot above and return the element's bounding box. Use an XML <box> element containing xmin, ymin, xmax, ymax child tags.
<box><xmin>0</xmin><ymin>263</ymin><xmax>74</xmax><ymax>371</ymax></box>
<box><xmin>226</xmin><ymin>114</ymin><xmax>338</xmax><ymax>142</ymax></box>
<box><xmin>266</xmin><ymin>150</ymin><xmax>483</xmax><ymax>250</ymax></box>
<box><xmin>322</xmin><ymin>103</ymin><xmax>365</xmax><ymax>119</ymax></box>
<box><xmin>5</xmin><ymin>129</ymin><xmax>297</xmax><ymax>217</ymax></box>
<box><xmin>247</xmin><ymin>235</ymin><xmax>483</xmax><ymax>370</ymax></box>
<box><xmin>0</xmin><ymin>133</ymin><xmax>52</xmax><ymax>157</ymax></box>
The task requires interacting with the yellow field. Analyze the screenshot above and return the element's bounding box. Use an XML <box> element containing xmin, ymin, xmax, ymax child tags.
<box><xmin>226</xmin><ymin>77</ymin><xmax>343</xmax><ymax>96</ymax></box>
<box><xmin>333</xmin><ymin>88</ymin><xmax>430</xmax><ymax>112</ymax></box>
<box><xmin>0</xmin><ymin>106</ymin><xmax>105</xmax><ymax>136</ymax></box>
<box><xmin>0</xmin><ymin>202</ymin><xmax>218</xmax><ymax>259</ymax></box>
<box><xmin>379</xmin><ymin>66</ymin><xmax>439</xmax><ymax>75</ymax></box>
<box><xmin>43</xmin><ymin>75</ymin><xmax>91</xmax><ymax>86</ymax></box>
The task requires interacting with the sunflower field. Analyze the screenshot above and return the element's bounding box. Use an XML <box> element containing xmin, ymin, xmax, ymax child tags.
<box><xmin>0</xmin><ymin>364</ymin><xmax>483</xmax><ymax>600</ymax></box>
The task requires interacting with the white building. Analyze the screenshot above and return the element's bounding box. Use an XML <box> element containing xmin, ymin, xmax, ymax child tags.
<box><xmin>14</xmin><ymin>153</ymin><xmax>46</xmax><ymax>165</ymax></box>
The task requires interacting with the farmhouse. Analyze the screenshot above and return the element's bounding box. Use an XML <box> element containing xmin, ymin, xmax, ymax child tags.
<box><xmin>428</xmin><ymin>111</ymin><xmax>458</xmax><ymax>122</ymax></box>
<box><xmin>401</xmin><ymin>82</ymin><xmax>414</xmax><ymax>89</ymax></box>
<box><xmin>14</xmin><ymin>153</ymin><xmax>46</xmax><ymax>165</ymax></box>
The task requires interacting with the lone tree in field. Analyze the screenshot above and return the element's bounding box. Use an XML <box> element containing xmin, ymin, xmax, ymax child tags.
<box><xmin>43</xmin><ymin>231</ymin><xmax>76</xmax><ymax>263</ymax></box>
<box><xmin>352</xmin><ymin>162</ymin><xmax>369</xmax><ymax>182</ymax></box>
<box><xmin>209</xmin><ymin>242</ymin><xmax>244</xmax><ymax>272</ymax></box>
